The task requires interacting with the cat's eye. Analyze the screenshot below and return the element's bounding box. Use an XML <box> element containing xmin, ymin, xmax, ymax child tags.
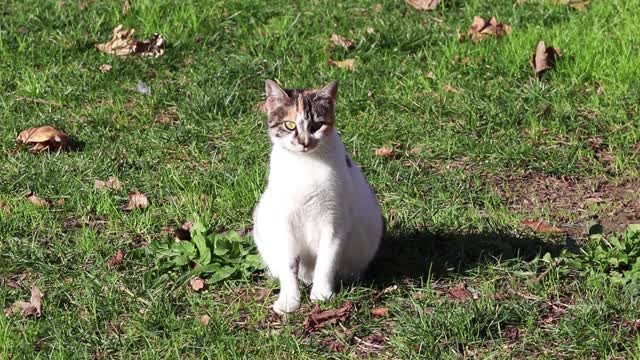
<box><xmin>284</xmin><ymin>121</ymin><xmax>296</xmax><ymax>130</ymax></box>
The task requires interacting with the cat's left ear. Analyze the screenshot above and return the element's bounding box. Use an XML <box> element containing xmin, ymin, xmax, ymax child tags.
<box><xmin>315</xmin><ymin>81</ymin><xmax>338</xmax><ymax>102</ymax></box>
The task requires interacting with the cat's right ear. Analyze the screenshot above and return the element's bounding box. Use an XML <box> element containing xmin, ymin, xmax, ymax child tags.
<box><xmin>265</xmin><ymin>80</ymin><xmax>289</xmax><ymax>111</ymax></box>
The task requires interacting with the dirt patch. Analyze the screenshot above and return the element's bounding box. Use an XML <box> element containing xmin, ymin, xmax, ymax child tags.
<box><xmin>489</xmin><ymin>173</ymin><xmax>640</xmax><ymax>237</ymax></box>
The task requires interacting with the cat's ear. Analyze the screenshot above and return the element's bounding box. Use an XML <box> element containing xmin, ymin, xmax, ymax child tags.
<box><xmin>315</xmin><ymin>81</ymin><xmax>338</xmax><ymax>101</ymax></box>
<box><xmin>265</xmin><ymin>80</ymin><xmax>288</xmax><ymax>99</ymax></box>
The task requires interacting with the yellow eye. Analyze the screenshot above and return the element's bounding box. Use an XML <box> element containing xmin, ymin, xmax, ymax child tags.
<box><xmin>284</xmin><ymin>121</ymin><xmax>296</xmax><ymax>130</ymax></box>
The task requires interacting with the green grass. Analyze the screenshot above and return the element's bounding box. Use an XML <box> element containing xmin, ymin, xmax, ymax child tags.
<box><xmin>1</xmin><ymin>0</ymin><xmax>640</xmax><ymax>358</ymax></box>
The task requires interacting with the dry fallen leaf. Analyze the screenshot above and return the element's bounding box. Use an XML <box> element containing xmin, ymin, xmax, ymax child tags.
<box><xmin>367</xmin><ymin>27</ymin><xmax>376</xmax><ymax>34</ymax></box>
<box><xmin>328</xmin><ymin>58</ymin><xmax>355</xmax><ymax>71</ymax></box>
<box><xmin>96</xmin><ymin>25</ymin><xmax>165</xmax><ymax>57</ymax></box>
<box><xmin>16</xmin><ymin>286</ymin><xmax>43</xmax><ymax>318</ymax></box>
<box><xmin>303</xmin><ymin>301</ymin><xmax>354</xmax><ymax>335</ymax></box>
<box><xmin>558</xmin><ymin>0</ymin><xmax>590</xmax><ymax>11</ymax></box>
<box><xmin>405</xmin><ymin>0</ymin><xmax>440</xmax><ymax>11</ymax></box>
<box><xmin>106</xmin><ymin>250</ymin><xmax>125</xmax><ymax>268</ymax></box>
<box><xmin>442</xmin><ymin>84</ymin><xmax>460</xmax><ymax>93</ymax></box>
<box><xmin>25</xmin><ymin>192</ymin><xmax>51</xmax><ymax>207</ymax></box>
<box><xmin>448</xmin><ymin>282</ymin><xmax>472</xmax><ymax>301</ymax></box>
<box><xmin>95</xmin><ymin>176</ymin><xmax>122</xmax><ymax>191</ymax></box>
<box><xmin>155</xmin><ymin>107</ymin><xmax>179</xmax><ymax>124</ymax></box>
<box><xmin>123</xmin><ymin>191</ymin><xmax>148</xmax><ymax>211</ymax></box>
<box><xmin>370</xmin><ymin>307</ymin><xmax>388</xmax><ymax>318</ymax></box>
<box><xmin>531</xmin><ymin>41</ymin><xmax>560</xmax><ymax>78</ymax></box>
<box><xmin>373</xmin><ymin>4</ymin><xmax>383</xmax><ymax>12</ymax></box>
<box><xmin>375</xmin><ymin>145</ymin><xmax>394</xmax><ymax>158</ymax></box>
<box><xmin>520</xmin><ymin>220</ymin><xmax>564</xmax><ymax>234</ymax></box>
<box><xmin>199</xmin><ymin>314</ymin><xmax>210</xmax><ymax>326</ymax></box>
<box><xmin>465</xmin><ymin>16</ymin><xmax>512</xmax><ymax>42</ymax></box>
<box><xmin>190</xmin><ymin>277</ymin><xmax>205</xmax><ymax>291</ymax></box>
<box><xmin>330</xmin><ymin>33</ymin><xmax>355</xmax><ymax>50</ymax></box>
<box><xmin>122</xmin><ymin>0</ymin><xmax>130</xmax><ymax>14</ymax></box>
<box><xmin>99</xmin><ymin>64</ymin><xmax>112</xmax><ymax>73</ymax></box>
<box><xmin>16</xmin><ymin>125</ymin><xmax>70</xmax><ymax>152</ymax></box>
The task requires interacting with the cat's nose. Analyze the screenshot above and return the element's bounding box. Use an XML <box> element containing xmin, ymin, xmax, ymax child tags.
<box><xmin>297</xmin><ymin>134</ymin><xmax>310</xmax><ymax>147</ymax></box>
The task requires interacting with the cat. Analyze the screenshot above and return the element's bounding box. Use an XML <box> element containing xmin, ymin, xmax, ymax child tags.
<box><xmin>252</xmin><ymin>80</ymin><xmax>384</xmax><ymax>314</ymax></box>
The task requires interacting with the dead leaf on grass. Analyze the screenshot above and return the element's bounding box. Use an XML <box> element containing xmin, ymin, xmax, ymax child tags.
<box><xmin>123</xmin><ymin>191</ymin><xmax>148</xmax><ymax>211</ymax></box>
<box><xmin>302</xmin><ymin>301</ymin><xmax>354</xmax><ymax>335</ymax></box>
<box><xmin>447</xmin><ymin>282</ymin><xmax>473</xmax><ymax>301</ymax></box>
<box><xmin>323</xmin><ymin>338</ymin><xmax>346</xmax><ymax>352</ymax></box>
<box><xmin>99</xmin><ymin>64</ymin><xmax>112</xmax><ymax>72</ymax></box>
<box><xmin>531</xmin><ymin>41</ymin><xmax>560</xmax><ymax>78</ymax></box>
<box><xmin>520</xmin><ymin>220</ymin><xmax>564</xmax><ymax>234</ymax></box>
<box><xmin>16</xmin><ymin>125</ymin><xmax>70</xmax><ymax>153</ymax></box>
<box><xmin>405</xmin><ymin>0</ymin><xmax>440</xmax><ymax>11</ymax></box>
<box><xmin>463</xmin><ymin>16</ymin><xmax>511</xmax><ymax>42</ymax></box>
<box><xmin>25</xmin><ymin>192</ymin><xmax>51</xmax><ymax>207</ymax></box>
<box><xmin>95</xmin><ymin>176</ymin><xmax>122</xmax><ymax>191</ymax></box>
<box><xmin>557</xmin><ymin>0</ymin><xmax>590</xmax><ymax>11</ymax></box>
<box><xmin>106</xmin><ymin>250</ymin><xmax>125</xmax><ymax>268</ymax></box>
<box><xmin>502</xmin><ymin>325</ymin><xmax>520</xmax><ymax>343</ymax></box>
<box><xmin>370</xmin><ymin>307</ymin><xmax>388</xmax><ymax>318</ymax></box>
<box><xmin>199</xmin><ymin>314</ymin><xmax>210</xmax><ymax>326</ymax></box>
<box><xmin>122</xmin><ymin>0</ymin><xmax>130</xmax><ymax>15</ymax></box>
<box><xmin>367</xmin><ymin>27</ymin><xmax>375</xmax><ymax>34</ymax></box>
<box><xmin>328</xmin><ymin>58</ymin><xmax>355</xmax><ymax>71</ymax></box>
<box><xmin>373</xmin><ymin>4</ymin><xmax>383</xmax><ymax>12</ymax></box>
<box><xmin>190</xmin><ymin>277</ymin><xmax>205</xmax><ymax>291</ymax></box>
<box><xmin>330</xmin><ymin>33</ymin><xmax>355</xmax><ymax>50</ymax></box>
<box><xmin>375</xmin><ymin>144</ymin><xmax>394</xmax><ymax>158</ymax></box>
<box><xmin>6</xmin><ymin>285</ymin><xmax>44</xmax><ymax>318</ymax></box>
<box><xmin>96</xmin><ymin>25</ymin><xmax>165</xmax><ymax>57</ymax></box>
<box><xmin>442</xmin><ymin>84</ymin><xmax>460</xmax><ymax>93</ymax></box>
<box><xmin>155</xmin><ymin>107</ymin><xmax>179</xmax><ymax>124</ymax></box>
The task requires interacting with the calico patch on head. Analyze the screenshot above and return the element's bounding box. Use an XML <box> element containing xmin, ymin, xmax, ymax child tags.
<box><xmin>264</xmin><ymin>80</ymin><xmax>338</xmax><ymax>153</ymax></box>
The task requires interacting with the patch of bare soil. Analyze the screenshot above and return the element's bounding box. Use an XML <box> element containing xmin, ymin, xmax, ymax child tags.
<box><xmin>489</xmin><ymin>173</ymin><xmax>640</xmax><ymax>237</ymax></box>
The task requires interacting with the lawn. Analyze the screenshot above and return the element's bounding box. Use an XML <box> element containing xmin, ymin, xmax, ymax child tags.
<box><xmin>1</xmin><ymin>0</ymin><xmax>640</xmax><ymax>358</ymax></box>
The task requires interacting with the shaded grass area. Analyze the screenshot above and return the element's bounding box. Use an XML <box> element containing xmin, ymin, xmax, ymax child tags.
<box><xmin>1</xmin><ymin>0</ymin><xmax>639</xmax><ymax>358</ymax></box>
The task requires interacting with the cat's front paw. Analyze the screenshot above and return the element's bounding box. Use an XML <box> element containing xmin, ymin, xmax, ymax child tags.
<box><xmin>272</xmin><ymin>296</ymin><xmax>300</xmax><ymax>314</ymax></box>
<box><xmin>310</xmin><ymin>286</ymin><xmax>335</xmax><ymax>302</ymax></box>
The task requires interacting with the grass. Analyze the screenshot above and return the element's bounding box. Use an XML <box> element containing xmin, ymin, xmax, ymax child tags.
<box><xmin>1</xmin><ymin>0</ymin><xmax>640</xmax><ymax>358</ymax></box>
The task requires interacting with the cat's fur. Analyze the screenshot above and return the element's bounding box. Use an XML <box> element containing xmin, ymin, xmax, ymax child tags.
<box><xmin>252</xmin><ymin>80</ymin><xmax>384</xmax><ymax>314</ymax></box>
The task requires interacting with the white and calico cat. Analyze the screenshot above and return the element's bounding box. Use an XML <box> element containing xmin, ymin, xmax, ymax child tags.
<box><xmin>252</xmin><ymin>80</ymin><xmax>384</xmax><ymax>314</ymax></box>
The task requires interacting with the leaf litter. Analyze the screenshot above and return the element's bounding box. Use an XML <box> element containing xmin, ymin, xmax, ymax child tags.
<box><xmin>16</xmin><ymin>125</ymin><xmax>70</xmax><ymax>152</ymax></box>
<box><xmin>462</xmin><ymin>16</ymin><xmax>512</xmax><ymax>43</ymax></box>
<box><xmin>4</xmin><ymin>285</ymin><xmax>43</xmax><ymax>318</ymax></box>
<box><xmin>123</xmin><ymin>191</ymin><xmax>148</xmax><ymax>211</ymax></box>
<box><xmin>405</xmin><ymin>0</ymin><xmax>440</xmax><ymax>11</ymax></box>
<box><xmin>95</xmin><ymin>176</ymin><xmax>122</xmax><ymax>191</ymax></box>
<box><xmin>531</xmin><ymin>41</ymin><xmax>560</xmax><ymax>78</ymax></box>
<box><xmin>328</xmin><ymin>58</ymin><xmax>355</xmax><ymax>71</ymax></box>
<box><xmin>330</xmin><ymin>33</ymin><xmax>355</xmax><ymax>50</ymax></box>
<box><xmin>105</xmin><ymin>250</ymin><xmax>125</xmax><ymax>268</ymax></box>
<box><xmin>302</xmin><ymin>301</ymin><xmax>354</xmax><ymax>335</ymax></box>
<box><xmin>96</xmin><ymin>25</ymin><xmax>165</xmax><ymax>57</ymax></box>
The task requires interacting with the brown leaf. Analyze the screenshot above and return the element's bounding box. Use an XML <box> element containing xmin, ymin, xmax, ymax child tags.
<box><xmin>123</xmin><ymin>191</ymin><xmax>148</xmax><ymax>211</ymax></box>
<box><xmin>503</xmin><ymin>325</ymin><xmax>520</xmax><ymax>343</ymax></box>
<box><xmin>190</xmin><ymin>277</ymin><xmax>205</xmax><ymax>291</ymax></box>
<box><xmin>16</xmin><ymin>125</ymin><xmax>70</xmax><ymax>152</ymax></box>
<box><xmin>324</xmin><ymin>338</ymin><xmax>346</xmax><ymax>352</ymax></box>
<box><xmin>302</xmin><ymin>301</ymin><xmax>354</xmax><ymax>335</ymax></box>
<box><xmin>106</xmin><ymin>250</ymin><xmax>125</xmax><ymax>268</ymax></box>
<box><xmin>199</xmin><ymin>314</ymin><xmax>210</xmax><ymax>326</ymax></box>
<box><xmin>95</xmin><ymin>176</ymin><xmax>122</xmax><ymax>191</ymax></box>
<box><xmin>530</xmin><ymin>41</ymin><xmax>560</xmax><ymax>78</ymax></box>
<box><xmin>96</xmin><ymin>25</ymin><xmax>165</xmax><ymax>58</ymax></box>
<box><xmin>375</xmin><ymin>145</ymin><xmax>394</xmax><ymax>158</ymax></box>
<box><xmin>155</xmin><ymin>107</ymin><xmax>179</xmax><ymax>125</ymax></box>
<box><xmin>405</xmin><ymin>0</ymin><xmax>440</xmax><ymax>11</ymax></box>
<box><xmin>442</xmin><ymin>84</ymin><xmax>460</xmax><ymax>93</ymax></box>
<box><xmin>330</xmin><ymin>33</ymin><xmax>355</xmax><ymax>50</ymax></box>
<box><xmin>99</xmin><ymin>64</ymin><xmax>112</xmax><ymax>73</ymax></box>
<box><xmin>373</xmin><ymin>4</ymin><xmax>383</xmax><ymax>12</ymax></box>
<box><xmin>447</xmin><ymin>282</ymin><xmax>472</xmax><ymax>301</ymax></box>
<box><xmin>367</xmin><ymin>27</ymin><xmax>376</xmax><ymax>34</ymax></box>
<box><xmin>520</xmin><ymin>220</ymin><xmax>564</xmax><ymax>233</ymax></box>
<box><xmin>5</xmin><ymin>285</ymin><xmax>44</xmax><ymax>318</ymax></box>
<box><xmin>558</xmin><ymin>0</ymin><xmax>590</xmax><ymax>11</ymax></box>
<box><xmin>464</xmin><ymin>16</ymin><xmax>512</xmax><ymax>42</ymax></box>
<box><xmin>25</xmin><ymin>192</ymin><xmax>51</xmax><ymax>207</ymax></box>
<box><xmin>328</xmin><ymin>58</ymin><xmax>355</xmax><ymax>71</ymax></box>
<box><xmin>370</xmin><ymin>307</ymin><xmax>388</xmax><ymax>318</ymax></box>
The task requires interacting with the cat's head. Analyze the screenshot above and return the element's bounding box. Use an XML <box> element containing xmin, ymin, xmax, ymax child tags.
<box><xmin>264</xmin><ymin>80</ymin><xmax>338</xmax><ymax>153</ymax></box>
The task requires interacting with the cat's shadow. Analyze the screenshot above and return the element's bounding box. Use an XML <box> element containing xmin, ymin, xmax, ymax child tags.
<box><xmin>363</xmin><ymin>227</ymin><xmax>572</xmax><ymax>288</ymax></box>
